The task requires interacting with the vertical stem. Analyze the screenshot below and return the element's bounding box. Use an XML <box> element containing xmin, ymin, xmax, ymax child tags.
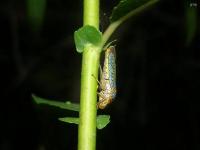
<box><xmin>78</xmin><ymin>0</ymin><xmax>99</xmax><ymax>150</ymax></box>
<box><xmin>83</xmin><ymin>0</ymin><xmax>99</xmax><ymax>28</ymax></box>
<box><xmin>78</xmin><ymin>47</ymin><xmax>100</xmax><ymax>150</ymax></box>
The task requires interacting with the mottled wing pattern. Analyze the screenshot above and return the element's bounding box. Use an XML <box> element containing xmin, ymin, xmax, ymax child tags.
<box><xmin>97</xmin><ymin>46</ymin><xmax>117</xmax><ymax>109</ymax></box>
<box><xmin>108</xmin><ymin>46</ymin><xmax>116</xmax><ymax>89</ymax></box>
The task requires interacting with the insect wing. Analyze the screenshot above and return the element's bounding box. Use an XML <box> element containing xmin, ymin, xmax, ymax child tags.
<box><xmin>107</xmin><ymin>46</ymin><xmax>116</xmax><ymax>89</ymax></box>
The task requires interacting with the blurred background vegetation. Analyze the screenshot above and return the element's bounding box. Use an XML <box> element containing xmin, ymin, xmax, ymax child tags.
<box><xmin>0</xmin><ymin>0</ymin><xmax>199</xmax><ymax>150</ymax></box>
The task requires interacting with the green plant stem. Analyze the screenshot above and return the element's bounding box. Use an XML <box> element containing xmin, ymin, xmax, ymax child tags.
<box><xmin>102</xmin><ymin>0</ymin><xmax>158</xmax><ymax>47</ymax></box>
<box><xmin>84</xmin><ymin>0</ymin><xmax>99</xmax><ymax>29</ymax></box>
<box><xmin>78</xmin><ymin>0</ymin><xmax>100</xmax><ymax>150</ymax></box>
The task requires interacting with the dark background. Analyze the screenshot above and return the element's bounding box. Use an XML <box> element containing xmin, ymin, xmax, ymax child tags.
<box><xmin>0</xmin><ymin>0</ymin><xmax>200</xmax><ymax>150</ymax></box>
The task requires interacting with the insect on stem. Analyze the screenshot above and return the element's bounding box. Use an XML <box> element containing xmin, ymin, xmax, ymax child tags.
<box><xmin>96</xmin><ymin>46</ymin><xmax>117</xmax><ymax>109</ymax></box>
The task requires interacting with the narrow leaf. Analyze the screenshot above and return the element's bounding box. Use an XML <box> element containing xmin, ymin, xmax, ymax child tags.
<box><xmin>59</xmin><ymin>117</ymin><xmax>79</xmax><ymax>124</ymax></box>
<box><xmin>32</xmin><ymin>94</ymin><xmax>80</xmax><ymax>112</ymax></box>
<box><xmin>59</xmin><ymin>115</ymin><xmax>110</xmax><ymax>129</ymax></box>
<box><xmin>74</xmin><ymin>25</ymin><xmax>102</xmax><ymax>53</ymax></box>
<box><xmin>185</xmin><ymin>4</ymin><xmax>197</xmax><ymax>46</ymax></box>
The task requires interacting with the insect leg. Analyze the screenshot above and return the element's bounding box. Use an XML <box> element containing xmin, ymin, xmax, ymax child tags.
<box><xmin>97</xmin><ymin>92</ymin><xmax>106</xmax><ymax>101</ymax></box>
<box><xmin>91</xmin><ymin>65</ymin><xmax>106</xmax><ymax>91</ymax></box>
<box><xmin>91</xmin><ymin>74</ymin><xmax>101</xmax><ymax>85</ymax></box>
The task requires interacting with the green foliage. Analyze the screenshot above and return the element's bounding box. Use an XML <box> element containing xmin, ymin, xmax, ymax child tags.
<box><xmin>59</xmin><ymin>115</ymin><xmax>110</xmax><ymax>130</ymax></box>
<box><xmin>74</xmin><ymin>25</ymin><xmax>102</xmax><ymax>53</ymax></box>
<box><xmin>96</xmin><ymin>115</ymin><xmax>110</xmax><ymax>129</ymax></box>
<box><xmin>26</xmin><ymin>0</ymin><xmax>46</xmax><ymax>32</ymax></box>
<box><xmin>102</xmin><ymin>0</ymin><xmax>159</xmax><ymax>47</ymax></box>
<box><xmin>185</xmin><ymin>5</ymin><xmax>197</xmax><ymax>46</ymax></box>
<box><xmin>32</xmin><ymin>95</ymin><xmax>110</xmax><ymax>129</ymax></box>
<box><xmin>59</xmin><ymin>117</ymin><xmax>79</xmax><ymax>124</ymax></box>
<box><xmin>32</xmin><ymin>94</ymin><xmax>80</xmax><ymax>112</ymax></box>
<box><xmin>110</xmin><ymin>0</ymin><xmax>159</xmax><ymax>22</ymax></box>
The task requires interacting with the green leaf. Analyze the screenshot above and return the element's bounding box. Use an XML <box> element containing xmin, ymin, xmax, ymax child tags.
<box><xmin>59</xmin><ymin>115</ymin><xmax>110</xmax><ymax>129</ymax></box>
<box><xmin>59</xmin><ymin>117</ymin><xmax>79</xmax><ymax>124</ymax></box>
<box><xmin>96</xmin><ymin>115</ymin><xmax>110</xmax><ymax>129</ymax></box>
<box><xmin>32</xmin><ymin>94</ymin><xmax>80</xmax><ymax>112</ymax></box>
<box><xmin>185</xmin><ymin>4</ymin><xmax>197</xmax><ymax>46</ymax></box>
<box><xmin>74</xmin><ymin>25</ymin><xmax>102</xmax><ymax>53</ymax></box>
<box><xmin>110</xmin><ymin>0</ymin><xmax>159</xmax><ymax>22</ymax></box>
<box><xmin>27</xmin><ymin>0</ymin><xmax>46</xmax><ymax>32</ymax></box>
